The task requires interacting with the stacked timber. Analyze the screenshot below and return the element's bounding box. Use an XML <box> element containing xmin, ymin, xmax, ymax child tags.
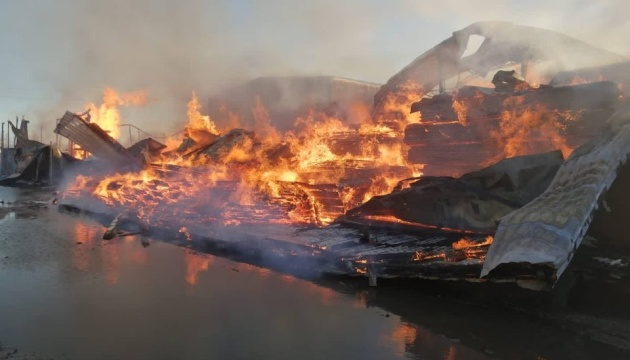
<box><xmin>405</xmin><ymin>81</ymin><xmax>621</xmax><ymax>176</ymax></box>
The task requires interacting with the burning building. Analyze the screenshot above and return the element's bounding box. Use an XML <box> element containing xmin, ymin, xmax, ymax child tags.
<box><xmin>55</xmin><ymin>21</ymin><xmax>630</xmax><ymax>293</ymax></box>
<box><xmin>374</xmin><ymin>21</ymin><xmax>625</xmax><ymax>176</ymax></box>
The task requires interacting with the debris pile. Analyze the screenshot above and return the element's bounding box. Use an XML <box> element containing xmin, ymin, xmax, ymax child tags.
<box><xmin>47</xmin><ymin>21</ymin><xmax>630</xmax><ymax>291</ymax></box>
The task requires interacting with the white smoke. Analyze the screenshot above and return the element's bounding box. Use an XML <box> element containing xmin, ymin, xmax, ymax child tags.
<box><xmin>0</xmin><ymin>0</ymin><xmax>627</xmax><ymax>139</ymax></box>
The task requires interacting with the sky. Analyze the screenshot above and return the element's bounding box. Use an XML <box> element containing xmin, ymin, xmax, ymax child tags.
<box><xmin>0</xmin><ymin>0</ymin><xmax>628</xmax><ymax>140</ymax></box>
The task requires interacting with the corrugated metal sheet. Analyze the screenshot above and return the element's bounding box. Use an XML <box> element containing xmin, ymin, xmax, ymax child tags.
<box><xmin>481</xmin><ymin>123</ymin><xmax>630</xmax><ymax>284</ymax></box>
<box><xmin>54</xmin><ymin>111</ymin><xmax>142</xmax><ymax>167</ymax></box>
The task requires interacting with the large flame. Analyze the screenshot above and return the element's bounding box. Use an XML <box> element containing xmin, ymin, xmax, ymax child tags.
<box><xmin>66</xmin><ymin>92</ymin><xmax>419</xmax><ymax>227</ymax></box>
<box><xmin>374</xmin><ymin>80</ymin><xmax>423</xmax><ymax>130</ymax></box>
<box><xmin>183</xmin><ymin>91</ymin><xmax>220</xmax><ymax>145</ymax></box>
<box><xmin>84</xmin><ymin>87</ymin><xmax>148</xmax><ymax>139</ymax></box>
<box><xmin>489</xmin><ymin>97</ymin><xmax>576</xmax><ymax>162</ymax></box>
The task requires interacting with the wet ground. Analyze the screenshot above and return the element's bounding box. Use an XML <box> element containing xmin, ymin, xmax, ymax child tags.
<box><xmin>0</xmin><ymin>187</ymin><xmax>629</xmax><ymax>360</ymax></box>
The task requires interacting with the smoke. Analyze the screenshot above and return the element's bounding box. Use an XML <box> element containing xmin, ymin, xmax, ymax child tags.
<box><xmin>400</xmin><ymin>0</ymin><xmax>628</xmax><ymax>46</ymax></box>
<box><xmin>1</xmin><ymin>0</ymin><xmax>628</xmax><ymax>139</ymax></box>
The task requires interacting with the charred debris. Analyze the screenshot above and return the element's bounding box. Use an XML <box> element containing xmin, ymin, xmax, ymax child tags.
<box><xmin>11</xmin><ymin>21</ymin><xmax>630</xmax><ymax>293</ymax></box>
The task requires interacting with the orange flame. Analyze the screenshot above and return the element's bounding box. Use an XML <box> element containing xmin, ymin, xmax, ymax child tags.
<box><xmin>452</xmin><ymin>235</ymin><xmax>493</xmax><ymax>250</ymax></box>
<box><xmin>84</xmin><ymin>87</ymin><xmax>148</xmax><ymax>139</ymax></box>
<box><xmin>184</xmin><ymin>251</ymin><xmax>211</xmax><ymax>286</ymax></box>
<box><xmin>66</xmin><ymin>91</ymin><xmax>422</xmax><ymax>227</ymax></box>
<box><xmin>184</xmin><ymin>91</ymin><xmax>220</xmax><ymax>144</ymax></box>
<box><xmin>488</xmin><ymin>96</ymin><xmax>578</xmax><ymax>162</ymax></box>
<box><xmin>374</xmin><ymin>80</ymin><xmax>423</xmax><ymax>130</ymax></box>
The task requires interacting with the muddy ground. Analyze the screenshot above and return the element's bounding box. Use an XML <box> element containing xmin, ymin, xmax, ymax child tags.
<box><xmin>1</xmin><ymin>187</ymin><xmax>630</xmax><ymax>360</ymax></box>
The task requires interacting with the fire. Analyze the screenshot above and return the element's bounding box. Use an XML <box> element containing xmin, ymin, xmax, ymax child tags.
<box><xmin>253</xmin><ymin>96</ymin><xmax>280</xmax><ymax>142</ymax></box>
<box><xmin>488</xmin><ymin>96</ymin><xmax>578</xmax><ymax>162</ymax></box>
<box><xmin>179</xmin><ymin>227</ymin><xmax>192</xmax><ymax>241</ymax></box>
<box><xmin>373</xmin><ymin>80</ymin><xmax>423</xmax><ymax>130</ymax></box>
<box><xmin>452</xmin><ymin>98</ymin><xmax>469</xmax><ymax>126</ymax></box>
<box><xmin>66</xmin><ymin>92</ymin><xmax>421</xmax><ymax>228</ymax></box>
<box><xmin>452</xmin><ymin>235</ymin><xmax>493</xmax><ymax>250</ymax></box>
<box><xmin>84</xmin><ymin>87</ymin><xmax>148</xmax><ymax>139</ymax></box>
<box><xmin>184</xmin><ymin>91</ymin><xmax>220</xmax><ymax>144</ymax></box>
<box><xmin>410</xmin><ymin>236</ymin><xmax>494</xmax><ymax>263</ymax></box>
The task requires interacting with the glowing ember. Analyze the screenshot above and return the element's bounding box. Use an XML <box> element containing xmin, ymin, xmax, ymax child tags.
<box><xmin>452</xmin><ymin>236</ymin><xmax>494</xmax><ymax>250</ymax></box>
<box><xmin>451</xmin><ymin>98</ymin><xmax>469</xmax><ymax>126</ymax></box>
<box><xmin>179</xmin><ymin>227</ymin><xmax>192</xmax><ymax>241</ymax></box>
<box><xmin>411</xmin><ymin>236</ymin><xmax>494</xmax><ymax>263</ymax></box>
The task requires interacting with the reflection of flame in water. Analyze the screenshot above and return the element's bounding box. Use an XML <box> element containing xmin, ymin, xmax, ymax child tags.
<box><xmin>390</xmin><ymin>322</ymin><xmax>418</xmax><ymax>356</ymax></box>
<box><xmin>71</xmin><ymin>221</ymin><xmax>98</xmax><ymax>272</ymax></box>
<box><xmin>130</xmin><ymin>248</ymin><xmax>148</xmax><ymax>265</ymax></box>
<box><xmin>102</xmin><ymin>243</ymin><xmax>120</xmax><ymax>285</ymax></box>
<box><xmin>445</xmin><ymin>345</ymin><xmax>458</xmax><ymax>360</ymax></box>
<box><xmin>280</xmin><ymin>274</ymin><xmax>297</xmax><ymax>284</ymax></box>
<box><xmin>353</xmin><ymin>290</ymin><xmax>369</xmax><ymax>309</ymax></box>
<box><xmin>301</xmin><ymin>282</ymin><xmax>337</xmax><ymax>306</ymax></box>
<box><xmin>184</xmin><ymin>251</ymin><xmax>212</xmax><ymax>286</ymax></box>
<box><xmin>256</xmin><ymin>267</ymin><xmax>271</xmax><ymax>279</ymax></box>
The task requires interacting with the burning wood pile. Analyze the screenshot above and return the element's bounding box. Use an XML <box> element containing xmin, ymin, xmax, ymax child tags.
<box><xmin>56</xmin><ymin>21</ymin><xmax>630</xmax><ymax>292</ymax></box>
<box><xmin>61</xmin><ymin>91</ymin><xmax>417</xmax><ymax>228</ymax></box>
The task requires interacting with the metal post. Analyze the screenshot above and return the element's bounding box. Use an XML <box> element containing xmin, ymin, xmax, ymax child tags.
<box><xmin>14</xmin><ymin>117</ymin><xmax>18</xmax><ymax>147</ymax></box>
<box><xmin>35</xmin><ymin>149</ymin><xmax>42</xmax><ymax>182</ymax></box>
<box><xmin>49</xmin><ymin>142</ymin><xmax>53</xmax><ymax>184</ymax></box>
<box><xmin>55</xmin><ymin>118</ymin><xmax>60</xmax><ymax>148</ymax></box>
<box><xmin>1</xmin><ymin>123</ymin><xmax>4</xmax><ymax>149</ymax></box>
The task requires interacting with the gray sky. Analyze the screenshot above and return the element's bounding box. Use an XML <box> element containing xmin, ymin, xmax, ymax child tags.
<box><xmin>0</xmin><ymin>0</ymin><xmax>628</xmax><ymax>138</ymax></box>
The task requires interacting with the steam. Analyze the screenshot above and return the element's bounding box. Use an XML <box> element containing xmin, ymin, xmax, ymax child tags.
<box><xmin>1</xmin><ymin>0</ymin><xmax>628</xmax><ymax>139</ymax></box>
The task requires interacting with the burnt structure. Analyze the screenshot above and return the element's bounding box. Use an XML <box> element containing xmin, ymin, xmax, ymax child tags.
<box><xmin>54</xmin><ymin>22</ymin><xmax>630</xmax><ymax>293</ymax></box>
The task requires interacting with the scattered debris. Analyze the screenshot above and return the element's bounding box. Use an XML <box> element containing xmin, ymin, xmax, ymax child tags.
<box><xmin>103</xmin><ymin>211</ymin><xmax>126</xmax><ymax>240</ymax></box>
<box><xmin>53</xmin><ymin>21</ymin><xmax>630</xmax><ymax>294</ymax></box>
<box><xmin>54</xmin><ymin>111</ymin><xmax>143</xmax><ymax>168</ymax></box>
<box><xmin>593</xmin><ymin>258</ymin><xmax>627</xmax><ymax>267</ymax></box>
<box><xmin>482</xmin><ymin>121</ymin><xmax>630</xmax><ymax>286</ymax></box>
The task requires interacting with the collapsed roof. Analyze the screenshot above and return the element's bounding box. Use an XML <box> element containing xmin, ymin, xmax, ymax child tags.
<box><xmin>373</xmin><ymin>21</ymin><xmax>625</xmax><ymax>117</ymax></box>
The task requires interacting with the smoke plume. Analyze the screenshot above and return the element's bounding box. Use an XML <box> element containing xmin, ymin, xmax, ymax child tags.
<box><xmin>0</xmin><ymin>0</ymin><xmax>628</xmax><ymax>139</ymax></box>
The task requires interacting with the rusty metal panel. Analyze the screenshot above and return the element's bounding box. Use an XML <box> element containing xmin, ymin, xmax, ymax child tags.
<box><xmin>54</xmin><ymin>111</ymin><xmax>141</xmax><ymax>166</ymax></box>
<box><xmin>482</xmin><ymin>123</ymin><xmax>630</xmax><ymax>284</ymax></box>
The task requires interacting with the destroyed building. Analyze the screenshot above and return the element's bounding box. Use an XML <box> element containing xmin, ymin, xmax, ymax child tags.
<box><xmin>372</xmin><ymin>21</ymin><xmax>626</xmax><ymax>175</ymax></box>
<box><xmin>0</xmin><ymin>118</ymin><xmax>78</xmax><ymax>186</ymax></box>
<box><xmin>54</xmin><ymin>21</ymin><xmax>630</xmax><ymax>294</ymax></box>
